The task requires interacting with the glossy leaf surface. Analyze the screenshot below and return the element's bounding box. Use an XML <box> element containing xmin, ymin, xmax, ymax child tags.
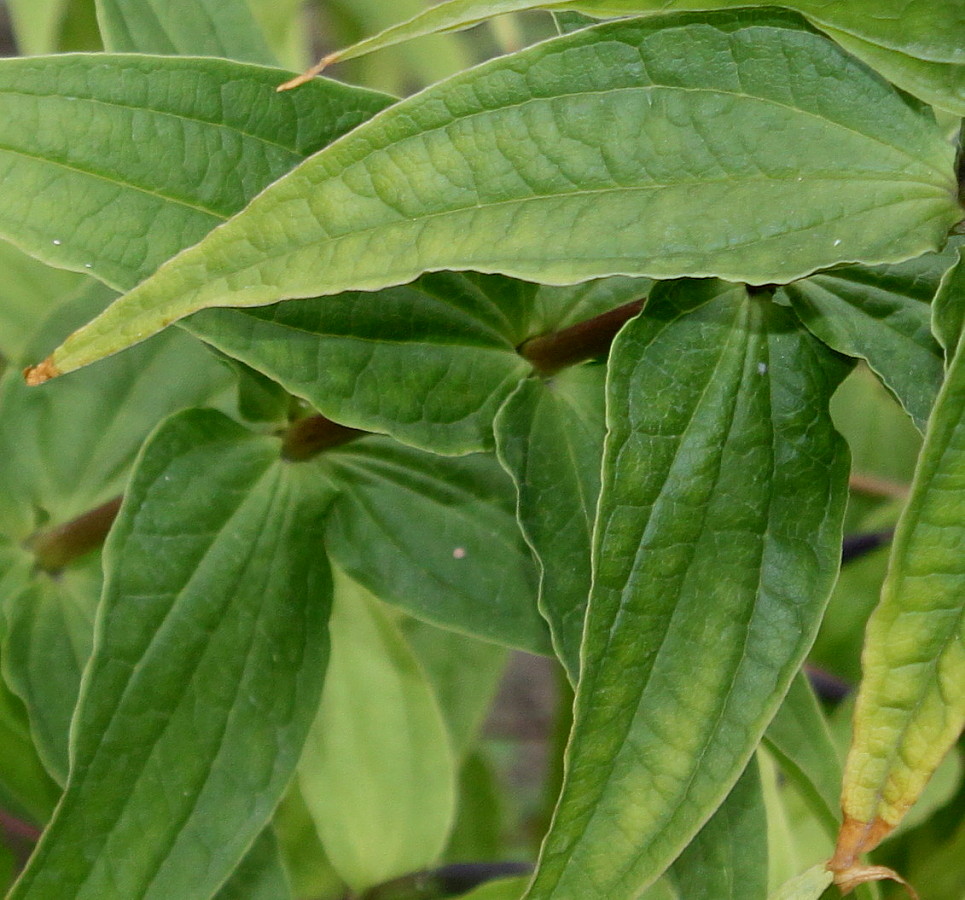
<box><xmin>9</xmin><ymin>410</ymin><xmax>334</xmax><ymax>900</ymax></box>
<box><xmin>526</xmin><ymin>280</ymin><xmax>850</xmax><ymax>898</ymax></box>
<box><xmin>833</xmin><ymin>276</ymin><xmax>965</xmax><ymax>870</ymax></box>
<box><xmin>95</xmin><ymin>0</ymin><xmax>276</xmax><ymax>63</ymax></box>
<box><xmin>37</xmin><ymin>11</ymin><xmax>960</xmax><ymax>379</ymax></box>
<box><xmin>318</xmin><ymin>438</ymin><xmax>547</xmax><ymax>652</ymax></box>
<box><xmin>495</xmin><ymin>364</ymin><xmax>607</xmax><ymax>679</ymax></box>
<box><xmin>298</xmin><ymin>571</ymin><xmax>456</xmax><ymax>891</ymax></box>
<box><xmin>0</xmin><ymin>54</ymin><xmax>390</xmax><ymax>290</ymax></box>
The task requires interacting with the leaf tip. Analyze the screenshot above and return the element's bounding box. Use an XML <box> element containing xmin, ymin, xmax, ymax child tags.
<box><xmin>23</xmin><ymin>357</ymin><xmax>62</xmax><ymax>386</ymax></box>
<box><xmin>277</xmin><ymin>53</ymin><xmax>340</xmax><ymax>92</ymax></box>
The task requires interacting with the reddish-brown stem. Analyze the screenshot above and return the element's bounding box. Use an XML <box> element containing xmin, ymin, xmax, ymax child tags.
<box><xmin>28</xmin><ymin>496</ymin><xmax>123</xmax><ymax>573</ymax></box>
<box><xmin>280</xmin><ymin>414</ymin><xmax>367</xmax><ymax>461</ymax></box>
<box><xmin>518</xmin><ymin>298</ymin><xmax>645</xmax><ymax>375</ymax></box>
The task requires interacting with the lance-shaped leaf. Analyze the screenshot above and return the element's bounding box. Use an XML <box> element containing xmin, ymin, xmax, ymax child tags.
<box><xmin>318</xmin><ymin>437</ymin><xmax>548</xmax><ymax>653</ymax></box>
<box><xmin>303</xmin><ymin>0</ymin><xmax>965</xmax><ymax>114</ymax></box>
<box><xmin>830</xmin><ymin>276</ymin><xmax>965</xmax><ymax>877</ymax></box>
<box><xmin>8</xmin><ymin>409</ymin><xmax>334</xmax><ymax>900</ymax></box>
<box><xmin>298</xmin><ymin>571</ymin><xmax>457</xmax><ymax>891</ymax></box>
<box><xmin>30</xmin><ymin>10</ymin><xmax>961</xmax><ymax>381</ymax></box>
<box><xmin>782</xmin><ymin>243</ymin><xmax>963</xmax><ymax>432</ymax></box>
<box><xmin>95</xmin><ymin>0</ymin><xmax>276</xmax><ymax>64</ymax></box>
<box><xmin>494</xmin><ymin>364</ymin><xmax>607</xmax><ymax>679</ymax></box>
<box><xmin>0</xmin><ymin>53</ymin><xmax>390</xmax><ymax>291</ymax></box>
<box><xmin>525</xmin><ymin>280</ymin><xmax>850</xmax><ymax>898</ymax></box>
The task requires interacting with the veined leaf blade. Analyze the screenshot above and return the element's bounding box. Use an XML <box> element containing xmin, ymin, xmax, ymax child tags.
<box><xmin>8</xmin><ymin>410</ymin><xmax>334</xmax><ymax>900</ymax></box>
<box><xmin>525</xmin><ymin>280</ymin><xmax>850</xmax><ymax>897</ymax></box>
<box><xmin>33</xmin><ymin>11</ymin><xmax>960</xmax><ymax>380</ymax></box>
<box><xmin>831</xmin><ymin>273</ymin><xmax>965</xmax><ymax>873</ymax></box>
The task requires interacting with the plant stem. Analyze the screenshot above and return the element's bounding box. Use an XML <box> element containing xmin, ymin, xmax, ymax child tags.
<box><xmin>28</xmin><ymin>496</ymin><xmax>123</xmax><ymax>573</ymax></box>
<box><xmin>518</xmin><ymin>298</ymin><xmax>645</xmax><ymax>375</ymax></box>
<box><xmin>280</xmin><ymin>414</ymin><xmax>366</xmax><ymax>461</ymax></box>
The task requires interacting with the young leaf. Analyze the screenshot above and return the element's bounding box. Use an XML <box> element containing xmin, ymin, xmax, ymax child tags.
<box><xmin>32</xmin><ymin>11</ymin><xmax>960</xmax><ymax>381</ymax></box>
<box><xmin>95</xmin><ymin>0</ymin><xmax>277</xmax><ymax>64</ymax></box>
<box><xmin>494</xmin><ymin>364</ymin><xmax>607</xmax><ymax>680</ymax></box>
<box><xmin>525</xmin><ymin>280</ymin><xmax>850</xmax><ymax>898</ymax></box>
<box><xmin>298</xmin><ymin>570</ymin><xmax>457</xmax><ymax>892</ymax></box>
<box><xmin>8</xmin><ymin>409</ymin><xmax>335</xmax><ymax>900</ymax></box>
<box><xmin>0</xmin><ymin>54</ymin><xmax>390</xmax><ymax>290</ymax></box>
<box><xmin>318</xmin><ymin>437</ymin><xmax>548</xmax><ymax>653</ymax></box>
<box><xmin>830</xmin><ymin>269</ymin><xmax>965</xmax><ymax>879</ymax></box>
<box><xmin>767</xmin><ymin>864</ymin><xmax>834</xmax><ymax>900</ymax></box>
<box><xmin>3</xmin><ymin>0</ymin><xmax>71</xmax><ymax>54</ymax></box>
<box><xmin>932</xmin><ymin>248</ymin><xmax>965</xmax><ymax>356</ymax></box>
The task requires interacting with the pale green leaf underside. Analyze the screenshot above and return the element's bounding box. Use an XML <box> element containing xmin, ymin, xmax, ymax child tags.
<box><xmin>840</xmin><ymin>282</ymin><xmax>965</xmax><ymax>836</ymax></box>
<box><xmin>39</xmin><ymin>11</ymin><xmax>959</xmax><ymax>378</ymax></box>
<box><xmin>299</xmin><ymin>570</ymin><xmax>456</xmax><ymax>891</ymax></box>
<box><xmin>309</xmin><ymin>0</ymin><xmax>965</xmax><ymax>112</ymax></box>
<box><xmin>9</xmin><ymin>410</ymin><xmax>333</xmax><ymax>900</ymax></box>
<box><xmin>525</xmin><ymin>281</ymin><xmax>850</xmax><ymax>898</ymax></box>
<box><xmin>767</xmin><ymin>864</ymin><xmax>834</xmax><ymax>900</ymax></box>
<box><xmin>0</xmin><ymin>54</ymin><xmax>390</xmax><ymax>291</ymax></box>
<box><xmin>95</xmin><ymin>0</ymin><xmax>277</xmax><ymax>64</ymax></box>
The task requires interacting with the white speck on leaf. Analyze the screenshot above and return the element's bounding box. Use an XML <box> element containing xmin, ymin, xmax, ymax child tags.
<box><xmin>453</xmin><ymin>547</ymin><xmax>466</xmax><ymax>559</ymax></box>
<box><xmin>52</xmin><ymin>239</ymin><xmax>61</xmax><ymax>245</ymax></box>
<box><xmin>833</xmin><ymin>239</ymin><xmax>842</xmax><ymax>246</ymax></box>
<box><xmin>757</xmin><ymin>363</ymin><xmax>768</xmax><ymax>375</ymax></box>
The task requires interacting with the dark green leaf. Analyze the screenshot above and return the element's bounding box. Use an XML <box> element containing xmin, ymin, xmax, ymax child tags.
<box><xmin>215</xmin><ymin>829</ymin><xmax>292</xmax><ymax>900</ymax></box>
<box><xmin>784</xmin><ymin>241</ymin><xmax>965</xmax><ymax>432</ymax></box>
<box><xmin>527</xmin><ymin>280</ymin><xmax>850</xmax><ymax>897</ymax></box>
<box><xmin>933</xmin><ymin>248</ymin><xmax>965</xmax><ymax>356</ymax></box>
<box><xmin>9</xmin><ymin>409</ymin><xmax>334</xmax><ymax>900</ymax></box>
<box><xmin>495</xmin><ymin>364</ymin><xmax>606</xmax><ymax>679</ymax></box>
<box><xmin>318</xmin><ymin>438</ymin><xmax>548</xmax><ymax>653</ymax></box>
<box><xmin>666</xmin><ymin>759</ymin><xmax>768</xmax><ymax>900</ymax></box>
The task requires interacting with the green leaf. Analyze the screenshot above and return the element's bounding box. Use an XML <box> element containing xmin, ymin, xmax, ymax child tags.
<box><xmin>315</xmin><ymin>0</ymin><xmax>965</xmax><ymax>114</ymax></box>
<box><xmin>0</xmin><ymin>53</ymin><xmax>391</xmax><ymax>291</ymax></box>
<box><xmin>933</xmin><ymin>248</ymin><xmax>965</xmax><ymax>355</ymax></box>
<box><xmin>215</xmin><ymin>829</ymin><xmax>292</xmax><ymax>900</ymax></box>
<box><xmin>0</xmin><ymin>241</ymin><xmax>87</xmax><ymax>364</ymax></box>
<box><xmin>298</xmin><ymin>570</ymin><xmax>457</xmax><ymax>892</ymax></box>
<box><xmin>767</xmin><ymin>864</ymin><xmax>833</xmax><ymax>900</ymax></box>
<box><xmin>784</xmin><ymin>240</ymin><xmax>965</xmax><ymax>432</ymax></box>
<box><xmin>1</xmin><ymin>557</ymin><xmax>101</xmax><ymax>784</ymax></box>
<box><xmin>38</xmin><ymin>11</ymin><xmax>961</xmax><ymax>379</ymax></box>
<box><xmin>460</xmin><ymin>877</ymin><xmax>531</xmax><ymax>900</ymax></box>
<box><xmin>762</xmin><ymin>673</ymin><xmax>842</xmax><ymax>837</ymax></box>
<box><xmin>4</xmin><ymin>0</ymin><xmax>71</xmax><ymax>54</ymax></box>
<box><xmin>833</xmin><ymin>269</ymin><xmax>965</xmax><ymax>869</ymax></box>
<box><xmin>400</xmin><ymin>619</ymin><xmax>508</xmax><ymax>758</ymax></box>
<box><xmin>665</xmin><ymin>759</ymin><xmax>768</xmax><ymax>900</ymax></box>
<box><xmin>526</xmin><ymin>280</ymin><xmax>850</xmax><ymax>898</ymax></box>
<box><xmin>0</xmin><ymin>285</ymin><xmax>233</xmax><ymax>539</ymax></box>
<box><xmin>494</xmin><ymin>364</ymin><xmax>606</xmax><ymax>679</ymax></box>
<box><xmin>0</xmin><ymin>645</ymin><xmax>60</xmax><ymax>825</ymax></box>
<box><xmin>8</xmin><ymin>409</ymin><xmax>334</xmax><ymax>900</ymax></box>
<box><xmin>318</xmin><ymin>437</ymin><xmax>548</xmax><ymax>653</ymax></box>
<box><xmin>95</xmin><ymin>0</ymin><xmax>277</xmax><ymax>64</ymax></box>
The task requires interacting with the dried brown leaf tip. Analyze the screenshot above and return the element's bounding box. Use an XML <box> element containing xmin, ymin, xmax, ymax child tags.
<box><xmin>23</xmin><ymin>357</ymin><xmax>61</xmax><ymax>386</ymax></box>
<box><xmin>828</xmin><ymin>816</ymin><xmax>917</xmax><ymax>899</ymax></box>
<box><xmin>277</xmin><ymin>52</ymin><xmax>341</xmax><ymax>92</ymax></box>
